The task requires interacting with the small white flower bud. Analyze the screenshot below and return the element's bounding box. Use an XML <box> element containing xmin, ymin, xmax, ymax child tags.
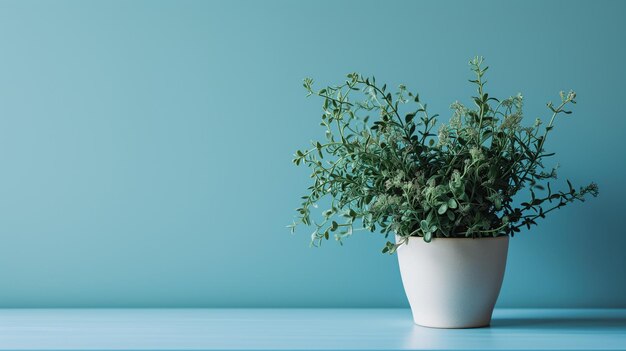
<box><xmin>567</xmin><ymin>90</ymin><xmax>576</xmax><ymax>101</ymax></box>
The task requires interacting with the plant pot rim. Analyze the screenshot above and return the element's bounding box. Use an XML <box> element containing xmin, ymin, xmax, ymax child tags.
<box><xmin>397</xmin><ymin>234</ymin><xmax>509</xmax><ymax>240</ymax></box>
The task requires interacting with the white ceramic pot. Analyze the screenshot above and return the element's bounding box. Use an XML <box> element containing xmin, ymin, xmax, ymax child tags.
<box><xmin>396</xmin><ymin>234</ymin><xmax>509</xmax><ymax>328</ymax></box>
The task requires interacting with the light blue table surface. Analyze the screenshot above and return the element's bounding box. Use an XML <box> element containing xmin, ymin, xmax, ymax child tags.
<box><xmin>0</xmin><ymin>308</ymin><xmax>624</xmax><ymax>350</ymax></box>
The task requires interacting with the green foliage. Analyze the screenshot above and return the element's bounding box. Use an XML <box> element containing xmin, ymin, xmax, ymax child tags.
<box><xmin>289</xmin><ymin>57</ymin><xmax>599</xmax><ymax>254</ymax></box>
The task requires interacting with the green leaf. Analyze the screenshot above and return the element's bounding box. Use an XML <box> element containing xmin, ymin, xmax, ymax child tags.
<box><xmin>567</xmin><ymin>179</ymin><xmax>574</xmax><ymax>192</ymax></box>
<box><xmin>437</xmin><ymin>203</ymin><xmax>448</xmax><ymax>215</ymax></box>
<box><xmin>446</xmin><ymin>210</ymin><xmax>455</xmax><ymax>221</ymax></box>
<box><xmin>424</xmin><ymin>231</ymin><xmax>432</xmax><ymax>242</ymax></box>
<box><xmin>447</xmin><ymin>198</ymin><xmax>457</xmax><ymax>209</ymax></box>
<box><xmin>405</xmin><ymin>112</ymin><xmax>416</xmax><ymax>124</ymax></box>
<box><xmin>420</xmin><ymin>220</ymin><xmax>429</xmax><ymax>232</ymax></box>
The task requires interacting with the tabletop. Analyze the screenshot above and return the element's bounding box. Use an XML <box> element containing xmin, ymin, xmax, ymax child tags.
<box><xmin>0</xmin><ymin>308</ymin><xmax>624</xmax><ymax>350</ymax></box>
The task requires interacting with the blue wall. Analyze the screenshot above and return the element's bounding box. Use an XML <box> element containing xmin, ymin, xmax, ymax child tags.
<box><xmin>0</xmin><ymin>0</ymin><xmax>624</xmax><ymax>308</ymax></box>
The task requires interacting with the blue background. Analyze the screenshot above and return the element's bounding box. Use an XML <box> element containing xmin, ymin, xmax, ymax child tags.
<box><xmin>0</xmin><ymin>0</ymin><xmax>623</xmax><ymax>308</ymax></box>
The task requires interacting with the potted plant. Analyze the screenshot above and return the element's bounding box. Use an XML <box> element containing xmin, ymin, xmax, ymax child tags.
<box><xmin>289</xmin><ymin>57</ymin><xmax>598</xmax><ymax>328</ymax></box>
